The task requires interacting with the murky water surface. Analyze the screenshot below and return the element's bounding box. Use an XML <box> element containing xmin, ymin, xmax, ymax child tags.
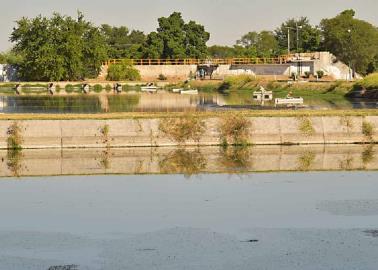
<box><xmin>0</xmin><ymin>90</ymin><xmax>377</xmax><ymax>113</ymax></box>
<box><xmin>0</xmin><ymin>146</ymin><xmax>378</xmax><ymax>269</ymax></box>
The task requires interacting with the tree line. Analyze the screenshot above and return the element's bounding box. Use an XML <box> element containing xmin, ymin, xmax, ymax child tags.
<box><xmin>0</xmin><ymin>9</ymin><xmax>377</xmax><ymax>81</ymax></box>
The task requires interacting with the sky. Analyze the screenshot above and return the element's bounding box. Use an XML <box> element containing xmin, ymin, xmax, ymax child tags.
<box><xmin>0</xmin><ymin>0</ymin><xmax>377</xmax><ymax>51</ymax></box>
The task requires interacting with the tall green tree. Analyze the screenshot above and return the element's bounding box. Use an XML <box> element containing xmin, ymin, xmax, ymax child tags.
<box><xmin>142</xmin><ymin>12</ymin><xmax>210</xmax><ymax>59</ymax></box>
<box><xmin>237</xmin><ymin>31</ymin><xmax>278</xmax><ymax>57</ymax></box>
<box><xmin>275</xmin><ymin>17</ymin><xmax>321</xmax><ymax>53</ymax></box>
<box><xmin>10</xmin><ymin>12</ymin><xmax>107</xmax><ymax>81</ymax></box>
<box><xmin>320</xmin><ymin>9</ymin><xmax>378</xmax><ymax>74</ymax></box>
<box><xmin>101</xmin><ymin>25</ymin><xmax>146</xmax><ymax>59</ymax></box>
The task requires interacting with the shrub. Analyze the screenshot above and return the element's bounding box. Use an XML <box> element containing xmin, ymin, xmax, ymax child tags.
<box><xmin>357</xmin><ymin>73</ymin><xmax>378</xmax><ymax>90</ymax></box>
<box><xmin>316</xmin><ymin>70</ymin><xmax>324</xmax><ymax>79</ymax></box>
<box><xmin>304</xmin><ymin>71</ymin><xmax>311</xmax><ymax>79</ymax></box>
<box><xmin>106</xmin><ymin>61</ymin><xmax>141</xmax><ymax>81</ymax></box>
<box><xmin>7</xmin><ymin>122</ymin><xmax>23</xmax><ymax>150</ymax></box>
<box><xmin>65</xmin><ymin>84</ymin><xmax>74</xmax><ymax>93</ymax></box>
<box><xmin>159</xmin><ymin>115</ymin><xmax>206</xmax><ymax>144</ymax></box>
<box><xmin>93</xmin><ymin>84</ymin><xmax>103</xmax><ymax>93</ymax></box>
<box><xmin>158</xmin><ymin>74</ymin><xmax>167</xmax><ymax>81</ymax></box>
<box><xmin>219</xmin><ymin>113</ymin><xmax>251</xmax><ymax>146</ymax></box>
<box><xmin>362</xmin><ymin>121</ymin><xmax>374</xmax><ymax>140</ymax></box>
<box><xmin>105</xmin><ymin>84</ymin><xmax>112</xmax><ymax>92</ymax></box>
<box><xmin>298</xmin><ymin>117</ymin><xmax>315</xmax><ymax>136</ymax></box>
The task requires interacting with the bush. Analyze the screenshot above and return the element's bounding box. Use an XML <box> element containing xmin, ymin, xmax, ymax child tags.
<box><xmin>106</xmin><ymin>61</ymin><xmax>141</xmax><ymax>81</ymax></box>
<box><xmin>159</xmin><ymin>115</ymin><xmax>206</xmax><ymax>144</ymax></box>
<box><xmin>357</xmin><ymin>73</ymin><xmax>378</xmax><ymax>90</ymax></box>
<box><xmin>65</xmin><ymin>84</ymin><xmax>74</xmax><ymax>93</ymax></box>
<box><xmin>158</xmin><ymin>74</ymin><xmax>167</xmax><ymax>81</ymax></box>
<box><xmin>316</xmin><ymin>70</ymin><xmax>324</xmax><ymax>79</ymax></box>
<box><xmin>93</xmin><ymin>84</ymin><xmax>103</xmax><ymax>93</ymax></box>
<box><xmin>304</xmin><ymin>71</ymin><xmax>311</xmax><ymax>79</ymax></box>
<box><xmin>219</xmin><ymin>113</ymin><xmax>251</xmax><ymax>146</ymax></box>
<box><xmin>105</xmin><ymin>84</ymin><xmax>112</xmax><ymax>92</ymax></box>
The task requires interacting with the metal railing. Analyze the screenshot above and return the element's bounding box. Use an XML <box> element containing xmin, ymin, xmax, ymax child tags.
<box><xmin>103</xmin><ymin>55</ymin><xmax>293</xmax><ymax>66</ymax></box>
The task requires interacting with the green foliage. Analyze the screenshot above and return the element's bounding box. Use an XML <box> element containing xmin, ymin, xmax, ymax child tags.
<box><xmin>357</xmin><ymin>73</ymin><xmax>378</xmax><ymax>90</ymax></box>
<box><xmin>362</xmin><ymin>121</ymin><xmax>374</xmax><ymax>140</ymax></box>
<box><xmin>298</xmin><ymin>117</ymin><xmax>315</xmax><ymax>136</ymax></box>
<box><xmin>237</xmin><ymin>31</ymin><xmax>279</xmax><ymax>57</ymax></box>
<box><xmin>320</xmin><ymin>10</ymin><xmax>378</xmax><ymax>74</ymax></box>
<box><xmin>304</xmin><ymin>71</ymin><xmax>311</xmax><ymax>78</ymax></box>
<box><xmin>101</xmin><ymin>24</ymin><xmax>146</xmax><ymax>59</ymax></box>
<box><xmin>159</xmin><ymin>114</ymin><xmax>206</xmax><ymax>144</ymax></box>
<box><xmin>219</xmin><ymin>113</ymin><xmax>251</xmax><ymax>146</ymax></box>
<box><xmin>10</xmin><ymin>12</ymin><xmax>108</xmax><ymax>81</ymax></box>
<box><xmin>275</xmin><ymin>17</ymin><xmax>321</xmax><ymax>53</ymax></box>
<box><xmin>93</xmin><ymin>84</ymin><xmax>103</xmax><ymax>93</ymax></box>
<box><xmin>142</xmin><ymin>12</ymin><xmax>210</xmax><ymax>59</ymax></box>
<box><xmin>316</xmin><ymin>70</ymin><xmax>324</xmax><ymax>78</ymax></box>
<box><xmin>7</xmin><ymin>122</ymin><xmax>23</xmax><ymax>150</ymax></box>
<box><xmin>65</xmin><ymin>84</ymin><xmax>75</xmax><ymax>93</ymax></box>
<box><xmin>0</xmin><ymin>51</ymin><xmax>23</xmax><ymax>65</ymax></box>
<box><xmin>105</xmin><ymin>84</ymin><xmax>112</xmax><ymax>92</ymax></box>
<box><xmin>106</xmin><ymin>61</ymin><xmax>141</xmax><ymax>81</ymax></box>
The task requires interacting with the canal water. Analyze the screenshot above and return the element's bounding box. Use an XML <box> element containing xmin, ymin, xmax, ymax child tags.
<box><xmin>0</xmin><ymin>91</ymin><xmax>377</xmax><ymax>113</ymax></box>
<box><xmin>0</xmin><ymin>145</ymin><xmax>378</xmax><ymax>270</ymax></box>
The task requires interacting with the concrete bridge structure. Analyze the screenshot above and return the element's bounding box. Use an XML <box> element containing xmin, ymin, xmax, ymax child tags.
<box><xmin>99</xmin><ymin>52</ymin><xmax>354</xmax><ymax>81</ymax></box>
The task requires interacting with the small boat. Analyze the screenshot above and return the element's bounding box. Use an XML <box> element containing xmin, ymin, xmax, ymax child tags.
<box><xmin>274</xmin><ymin>97</ymin><xmax>304</xmax><ymax>107</ymax></box>
<box><xmin>180</xmin><ymin>89</ymin><xmax>198</xmax><ymax>95</ymax></box>
<box><xmin>172</xmin><ymin>88</ymin><xmax>183</xmax><ymax>93</ymax></box>
<box><xmin>141</xmin><ymin>83</ymin><xmax>158</xmax><ymax>92</ymax></box>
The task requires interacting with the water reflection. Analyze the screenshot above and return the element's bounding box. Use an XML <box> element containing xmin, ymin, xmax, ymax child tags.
<box><xmin>1</xmin><ymin>91</ymin><xmax>377</xmax><ymax>113</ymax></box>
<box><xmin>1</xmin><ymin>144</ymin><xmax>377</xmax><ymax>178</ymax></box>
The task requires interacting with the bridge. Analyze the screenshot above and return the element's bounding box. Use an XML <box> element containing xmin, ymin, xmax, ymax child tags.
<box><xmin>102</xmin><ymin>53</ymin><xmax>322</xmax><ymax>66</ymax></box>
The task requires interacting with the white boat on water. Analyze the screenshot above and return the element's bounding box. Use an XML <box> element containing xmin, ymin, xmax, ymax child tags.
<box><xmin>141</xmin><ymin>83</ymin><xmax>159</xmax><ymax>92</ymax></box>
<box><xmin>274</xmin><ymin>97</ymin><xmax>304</xmax><ymax>107</ymax></box>
<box><xmin>180</xmin><ymin>89</ymin><xmax>198</xmax><ymax>95</ymax></box>
<box><xmin>141</xmin><ymin>86</ymin><xmax>158</xmax><ymax>92</ymax></box>
<box><xmin>172</xmin><ymin>88</ymin><xmax>183</xmax><ymax>93</ymax></box>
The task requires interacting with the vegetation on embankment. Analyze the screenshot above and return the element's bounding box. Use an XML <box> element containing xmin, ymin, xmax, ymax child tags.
<box><xmin>354</xmin><ymin>73</ymin><xmax>378</xmax><ymax>90</ymax></box>
<box><xmin>185</xmin><ymin>75</ymin><xmax>356</xmax><ymax>99</ymax></box>
<box><xmin>1</xmin><ymin>109</ymin><xmax>378</xmax><ymax>121</ymax></box>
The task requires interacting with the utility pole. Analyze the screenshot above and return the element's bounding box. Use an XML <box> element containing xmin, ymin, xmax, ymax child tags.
<box><xmin>347</xmin><ymin>29</ymin><xmax>352</xmax><ymax>81</ymax></box>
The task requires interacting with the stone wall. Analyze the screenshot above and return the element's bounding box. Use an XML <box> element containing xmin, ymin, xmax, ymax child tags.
<box><xmin>0</xmin><ymin>116</ymin><xmax>377</xmax><ymax>149</ymax></box>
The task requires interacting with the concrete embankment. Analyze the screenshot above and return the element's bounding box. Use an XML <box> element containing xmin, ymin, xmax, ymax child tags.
<box><xmin>1</xmin><ymin>145</ymin><xmax>377</xmax><ymax>177</ymax></box>
<box><xmin>0</xmin><ymin>115</ymin><xmax>377</xmax><ymax>149</ymax></box>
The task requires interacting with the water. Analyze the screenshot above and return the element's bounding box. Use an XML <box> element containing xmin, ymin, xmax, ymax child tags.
<box><xmin>0</xmin><ymin>90</ymin><xmax>377</xmax><ymax>113</ymax></box>
<box><xmin>0</xmin><ymin>145</ymin><xmax>378</xmax><ymax>269</ymax></box>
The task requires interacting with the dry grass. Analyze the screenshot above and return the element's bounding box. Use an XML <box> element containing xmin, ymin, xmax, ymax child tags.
<box><xmin>219</xmin><ymin>113</ymin><xmax>251</xmax><ymax>146</ymax></box>
<box><xmin>298</xmin><ymin>117</ymin><xmax>315</xmax><ymax>136</ymax></box>
<box><xmin>159</xmin><ymin>114</ymin><xmax>206</xmax><ymax>144</ymax></box>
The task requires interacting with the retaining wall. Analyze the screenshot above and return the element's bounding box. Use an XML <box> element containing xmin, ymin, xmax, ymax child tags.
<box><xmin>1</xmin><ymin>145</ymin><xmax>377</xmax><ymax>177</ymax></box>
<box><xmin>0</xmin><ymin>116</ymin><xmax>377</xmax><ymax>149</ymax></box>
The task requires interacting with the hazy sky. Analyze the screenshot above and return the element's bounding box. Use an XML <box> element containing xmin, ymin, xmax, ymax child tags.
<box><xmin>1</xmin><ymin>0</ymin><xmax>377</xmax><ymax>51</ymax></box>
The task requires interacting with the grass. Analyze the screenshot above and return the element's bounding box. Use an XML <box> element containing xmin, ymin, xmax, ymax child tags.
<box><xmin>362</xmin><ymin>121</ymin><xmax>374</xmax><ymax>140</ymax></box>
<box><xmin>356</xmin><ymin>73</ymin><xmax>378</xmax><ymax>90</ymax></box>
<box><xmin>1</xmin><ymin>109</ymin><xmax>378</xmax><ymax>120</ymax></box>
<box><xmin>159</xmin><ymin>114</ymin><xmax>206</xmax><ymax>143</ymax></box>
<box><xmin>219</xmin><ymin>113</ymin><xmax>251</xmax><ymax>146</ymax></box>
<box><xmin>298</xmin><ymin>117</ymin><xmax>315</xmax><ymax>136</ymax></box>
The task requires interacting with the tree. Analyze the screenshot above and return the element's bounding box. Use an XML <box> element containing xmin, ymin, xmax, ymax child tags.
<box><xmin>10</xmin><ymin>12</ymin><xmax>108</xmax><ymax>81</ymax></box>
<box><xmin>101</xmin><ymin>25</ymin><xmax>146</xmax><ymax>59</ymax></box>
<box><xmin>237</xmin><ymin>31</ymin><xmax>278</xmax><ymax>57</ymax></box>
<box><xmin>275</xmin><ymin>17</ymin><xmax>321</xmax><ymax>53</ymax></box>
<box><xmin>320</xmin><ymin>9</ymin><xmax>378</xmax><ymax>74</ymax></box>
<box><xmin>142</xmin><ymin>12</ymin><xmax>210</xmax><ymax>59</ymax></box>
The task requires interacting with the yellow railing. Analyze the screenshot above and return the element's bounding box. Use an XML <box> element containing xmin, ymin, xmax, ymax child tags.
<box><xmin>103</xmin><ymin>56</ymin><xmax>292</xmax><ymax>66</ymax></box>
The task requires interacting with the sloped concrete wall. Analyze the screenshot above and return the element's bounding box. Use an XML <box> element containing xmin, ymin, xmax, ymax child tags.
<box><xmin>0</xmin><ymin>116</ymin><xmax>377</xmax><ymax>149</ymax></box>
